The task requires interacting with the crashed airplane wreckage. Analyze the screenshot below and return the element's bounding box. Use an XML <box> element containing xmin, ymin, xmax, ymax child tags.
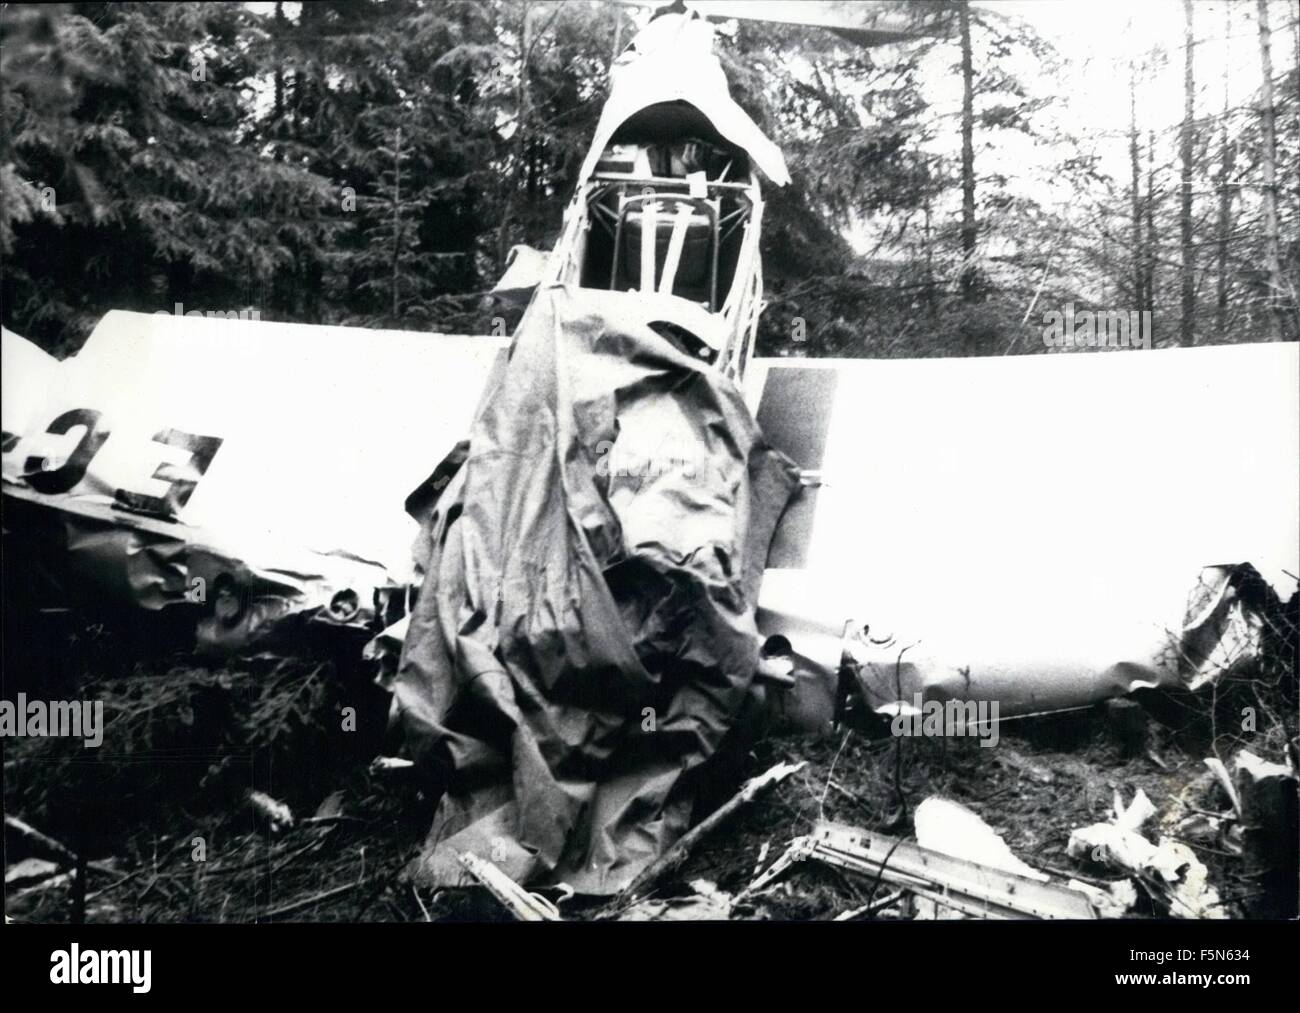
<box><xmin>3</xmin><ymin>8</ymin><xmax>1298</xmax><ymax>897</ymax></box>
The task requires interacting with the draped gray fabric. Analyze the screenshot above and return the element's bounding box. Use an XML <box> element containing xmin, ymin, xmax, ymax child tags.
<box><xmin>395</xmin><ymin>285</ymin><xmax>799</xmax><ymax>894</ymax></box>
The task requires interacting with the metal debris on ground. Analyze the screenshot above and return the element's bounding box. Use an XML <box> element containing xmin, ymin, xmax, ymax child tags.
<box><xmin>748</xmin><ymin>819</ymin><xmax>1099</xmax><ymax>920</ymax></box>
<box><xmin>1067</xmin><ymin>788</ymin><xmax>1225</xmax><ymax>919</ymax></box>
<box><xmin>457</xmin><ymin>853</ymin><xmax>563</xmax><ymax>922</ymax></box>
<box><xmin>913</xmin><ymin>798</ymin><xmax>1047</xmax><ymax>881</ymax></box>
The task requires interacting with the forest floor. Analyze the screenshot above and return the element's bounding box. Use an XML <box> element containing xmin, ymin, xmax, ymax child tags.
<box><xmin>2</xmin><ymin>609</ymin><xmax>1294</xmax><ymax>923</ymax></box>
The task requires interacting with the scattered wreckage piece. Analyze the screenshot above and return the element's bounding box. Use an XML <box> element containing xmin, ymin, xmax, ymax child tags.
<box><xmin>912</xmin><ymin>798</ymin><xmax>1047</xmax><ymax>883</ymax></box>
<box><xmin>457</xmin><ymin>853</ymin><xmax>563</xmax><ymax>922</ymax></box>
<box><xmin>1067</xmin><ymin>788</ymin><xmax>1226</xmax><ymax>919</ymax></box>
<box><xmin>748</xmin><ymin>820</ymin><xmax>1098</xmax><ymax>920</ymax></box>
<box><xmin>908</xmin><ymin>796</ymin><xmax>1076</xmax><ymax>918</ymax></box>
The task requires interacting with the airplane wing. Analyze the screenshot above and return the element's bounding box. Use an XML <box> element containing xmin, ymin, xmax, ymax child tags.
<box><xmin>5</xmin><ymin>314</ymin><xmax>1295</xmax><ymax>713</ymax></box>
<box><xmin>745</xmin><ymin>342</ymin><xmax>1300</xmax><ymax>719</ymax></box>
<box><xmin>1</xmin><ymin>314</ymin><xmax>505</xmax><ymax>649</ymax></box>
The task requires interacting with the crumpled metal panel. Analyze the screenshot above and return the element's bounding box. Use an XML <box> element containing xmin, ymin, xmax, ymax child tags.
<box><xmin>1</xmin><ymin>317</ymin><xmax>505</xmax><ymax>652</ymax></box>
<box><xmin>490</xmin><ymin>244</ymin><xmax>551</xmax><ymax>304</ymax></box>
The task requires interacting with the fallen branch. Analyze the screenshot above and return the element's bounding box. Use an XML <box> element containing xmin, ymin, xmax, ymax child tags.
<box><xmin>833</xmin><ymin>889</ymin><xmax>905</xmax><ymax>920</ymax></box>
<box><xmin>84</xmin><ymin>871</ymin><xmax>141</xmax><ymax>904</ymax></box>
<box><xmin>256</xmin><ymin>882</ymin><xmax>361</xmax><ymax>921</ymax></box>
<box><xmin>4</xmin><ymin>814</ymin><xmax>77</xmax><ymax>866</ymax></box>
<box><xmin>621</xmin><ymin>759</ymin><xmax>805</xmax><ymax>902</ymax></box>
<box><xmin>297</xmin><ymin>815</ymin><xmax>369</xmax><ymax>828</ymax></box>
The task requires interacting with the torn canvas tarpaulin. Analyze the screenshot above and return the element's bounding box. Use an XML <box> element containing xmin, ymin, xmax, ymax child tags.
<box><xmin>394</xmin><ymin>284</ymin><xmax>800</xmax><ymax>895</ymax></box>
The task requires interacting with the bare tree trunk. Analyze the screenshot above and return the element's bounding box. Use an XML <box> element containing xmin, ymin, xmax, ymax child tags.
<box><xmin>1179</xmin><ymin>0</ymin><xmax>1196</xmax><ymax>346</ymax></box>
<box><xmin>1101</xmin><ymin>233</ymin><xmax>1110</xmax><ymax>303</ymax></box>
<box><xmin>273</xmin><ymin>2</ymin><xmax>284</xmax><ymax>125</ymax></box>
<box><xmin>1216</xmin><ymin>3</ymin><xmax>1236</xmax><ymax>335</ymax></box>
<box><xmin>498</xmin><ymin>3</ymin><xmax>532</xmax><ymax>272</ymax></box>
<box><xmin>1146</xmin><ymin>128</ymin><xmax>1158</xmax><ymax>336</ymax></box>
<box><xmin>392</xmin><ymin>124</ymin><xmax>402</xmax><ymax>321</ymax></box>
<box><xmin>1129</xmin><ymin>61</ymin><xmax>1145</xmax><ymax>311</ymax></box>
<box><xmin>924</xmin><ymin>193</ymin><xmax>935</xmax><ymax>313</ymax></box>
<box><xmin>611</xmin><ymin>14</ymin><xmax>623</xmax><ymax>70</ymax></box>
<box><xmin>958</xmin><ymin>0</ymin><xmax>978</xmax><ymax>303</ymax></box>
<box><xmin>1256</xmin><ymin>0</ymin><xmax>1284</xmax><ymax>340</ymax></box>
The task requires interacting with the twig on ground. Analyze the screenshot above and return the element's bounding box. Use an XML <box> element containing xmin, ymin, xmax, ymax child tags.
<box><xmin>412</xmin><ymin>886</ymin><xmax>432</xmax><ymax>922</ymax></box>
<box><xmin>833</xmin><ymin>889</ymin><xmax>905</xmax><ymax>920</ymax></box>
<box><xmin>4</xmin><ymin>813</ymin><xmax>77</xmax><ymax>866</ymax></box>
<box><xmin>256</xmin><ymin>882</ymin><xmax>361</xmax><ymax>921</ymax></box>
<box><xmin>619</xmin><ymin>760</ymin><xmax>806</xmax><ymax>904</ymax></box>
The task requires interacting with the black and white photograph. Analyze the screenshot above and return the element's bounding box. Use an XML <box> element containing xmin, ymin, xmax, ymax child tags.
<box><xmin>1</xmin><ymin>0</ymin><xmax>1297</xmax><ymax>981</ymax></box>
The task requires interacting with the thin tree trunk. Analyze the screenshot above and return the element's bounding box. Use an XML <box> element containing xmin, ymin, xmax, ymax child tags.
<box><xmin>1179</xmin><ymin>0</ymin><xmax>1196</xmax><ymax>346</ymax></box>
<box><xmin>392</xmin><ymin>124</ymin><xmax>402</xmax><ymax>321</ymax></box>
<box><xmin>1146</xmin><ymin>127</ymin><xmax>1158</xmax><ymax>334</ymax></box>
<box><xmin>1256</xmin><ymin>0</ymin><xmax>1284</xmax><ymax>340</ymax></box>
<box><xmin>1101</xmin><ymin>233</ymin><xmax>1110</xmax><ymax>304</ymax></box>
<box><xmin>1216</xmin><ymin>3</ymin><xmax>1235</xmax><ymax>335</ymax></box>
<box><xmin>958</xmin><ymin>1</ymin><xmax>978</xmax><ymax>303</ymax></box>
<box><xmin>610</xmin><ymin>6</ymin><xmax>624</xmax><ymax>69</ymax></box>
<box><xmin>498</xmin><ymin>3</ymin><xmax>532</xmax><ymax>271</ymax></box>
<box><xmin>924</xmin><ymin>193</ymin><xmax>935</xmax><ymax>312</ymax></box>
<box><xmin>273</xmin><ymin>2</ymin><xmax>284</xmax><ymax>125</ymax></box>
<box><xmin>1129</xmin><ymin>60</ymin><xmax>1145</xmax><ymax>312</ymax></box>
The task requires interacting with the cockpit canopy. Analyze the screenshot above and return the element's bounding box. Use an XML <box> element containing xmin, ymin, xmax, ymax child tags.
<box><xmin>579</xmin><ymin>105</ymin><xmax>756</xmax><ymax>323</ymax></box>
